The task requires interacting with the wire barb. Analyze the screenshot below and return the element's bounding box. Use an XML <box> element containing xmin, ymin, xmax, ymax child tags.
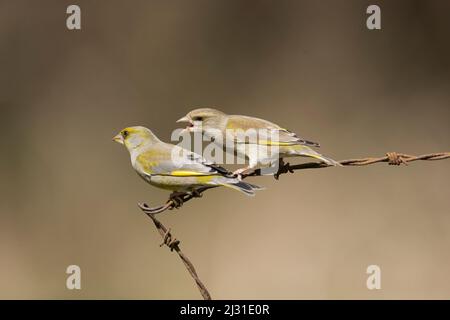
<box><xmin>386</xmin><ymin>152</ymin><xmax>406</xmax><ymax>166</ymax></box>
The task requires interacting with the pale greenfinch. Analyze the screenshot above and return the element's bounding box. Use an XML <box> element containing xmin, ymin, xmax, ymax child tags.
<box><xmin>113</xmin><ymin>126</ymin><xmax>261</xmax><ymax>196</ymax></box>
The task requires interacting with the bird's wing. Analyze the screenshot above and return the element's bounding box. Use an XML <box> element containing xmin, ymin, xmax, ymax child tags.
<box><xmin>136</xmin><ymin>143</ymin><xmax>230</xmax><ymax>177</ymax></box>
<box><xmin>225</xmin><ymin>115</ymin><xmax>320</xmax><ymax>147</ymax></box>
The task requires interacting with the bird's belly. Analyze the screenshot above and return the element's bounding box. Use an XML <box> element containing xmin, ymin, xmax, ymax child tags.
<box><xmin>147</xmin><ymin>175</ymin><xmax>213</xmax><ymax>192</ymax></box>
<box><xmin>236</xmin><ymin>143</ymin><xmax>280</xmax><ymax>167</ymax></box>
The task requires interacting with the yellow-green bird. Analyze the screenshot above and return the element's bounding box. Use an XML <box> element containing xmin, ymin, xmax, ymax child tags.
<box><xmin>113</xmin><ymin>126</ymin><xmax>261</xmax><ymax>196</ymax></box>
<box><xmin>177</xmin><ymin>108</ymin><xmax>341</xmax><ymax>176</ymax></box>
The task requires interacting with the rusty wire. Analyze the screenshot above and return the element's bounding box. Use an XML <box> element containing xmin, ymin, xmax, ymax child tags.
<box><xmin>138</xmin><ymin>151</ymin><xmax>449</xmax><ymax>299</ymax></box>
<box><xmin>138</xmin><ymin>202</ymin><xmax>211</xmax><ymax>300</ymax></box>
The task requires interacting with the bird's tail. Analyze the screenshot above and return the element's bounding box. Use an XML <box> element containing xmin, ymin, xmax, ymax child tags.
<box><xmin>220</xmin><ymin>179</ymin><xmax>263</xmax><ymax>196</ymax></box>
<box><xmin>295</xmin><ymin>146</ymin><xmax>342</xmax><ymax>166</ymax></box>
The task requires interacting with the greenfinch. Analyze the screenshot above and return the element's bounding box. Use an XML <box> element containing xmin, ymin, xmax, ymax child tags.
<box><xmin>177</xmin><ymin>108</ymin><xmax>341</xmax><ymax>175</ymax></box>
<box><xmin>113</xmin><ymin>126</ymin><xmax>261</xmax><ymax>196</ymax></box>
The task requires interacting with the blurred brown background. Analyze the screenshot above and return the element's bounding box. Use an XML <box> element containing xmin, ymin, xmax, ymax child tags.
<box><xmin>0</xmin><ymin>0</ymin><xmax>449</xmax><ymax>299</ymax></box>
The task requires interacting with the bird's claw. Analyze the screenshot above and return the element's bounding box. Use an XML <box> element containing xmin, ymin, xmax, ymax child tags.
<box><xmin>274</xmin><ymin>160</ymin><xmax>293</xmax><ymax>180</ymax></box>
<box><xmin>169</xmin><ymin>191</ymin><xmax>193</xmax><ymax>209</ymax></box>
<box><xmin>232</xmin><ymin>168</ymin><xmax>247</xmax><ymax>180</ymax></box>
<box><xmin>169</xmin><ymin>196</ymin><xmax>184</xmax><ymax>209</ymax></box>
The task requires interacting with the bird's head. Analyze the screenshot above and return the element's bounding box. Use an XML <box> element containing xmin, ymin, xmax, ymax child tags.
<box><xmin>113</xmin><ymin>126</ymin><xmax>159</xmax><ymax>151</ymax></box>
<box><xmin>177</xmin><ymin>107</ymin><xmax>226</xmax><ymax>133</ymax></box>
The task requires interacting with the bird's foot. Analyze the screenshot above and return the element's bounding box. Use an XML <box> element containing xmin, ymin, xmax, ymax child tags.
<box><xmin>168</xmin><ymin>192</ymin><xmax>187</xmax><ymax>209</ymax></box>
<box><xmin>233</xmin><ymin>167</ymin><xmax>250</xmax><ymax>180</ymax></box>
<box><xmin>191</xmin><ymin>189</ymin><xmax>203</xmax><ymax>198</ymax></box>
<box><xmin>274</xmin><ymin>159</ymin><xmax>294</xmax><ymax>180</ymax></box>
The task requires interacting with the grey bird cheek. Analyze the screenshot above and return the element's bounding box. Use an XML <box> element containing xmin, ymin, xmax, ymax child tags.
<box><xmin>128</xmin><ymin>135</ymin><xmax>142</xmax><ymax>148</ymax></box>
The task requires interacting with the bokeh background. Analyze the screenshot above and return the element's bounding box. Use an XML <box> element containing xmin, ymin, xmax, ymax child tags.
<box><xmin>1</xmin><ymin>0</ymin><xmax>449</xmax><ymax>299</ymax></box>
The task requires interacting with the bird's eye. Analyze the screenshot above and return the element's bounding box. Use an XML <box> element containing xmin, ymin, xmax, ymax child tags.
<box><xmin>122</xmin><ymin>130</ymin><xmax>129</xmax><ymax>138</ymax></box>
<box><xmin>193</xmin><ymin>116</ymin><xmax>203</xmax><ymax>121</ymax></box>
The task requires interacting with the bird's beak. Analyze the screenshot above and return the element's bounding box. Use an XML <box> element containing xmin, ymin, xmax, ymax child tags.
<box><xmin>176</xmin><ymin>116</ymin><xmax>190</xmax><ymax>123</ymax></box>
<box><xmin>176</xmin><ymin>115</ymin><xmax>195</xmax><ymax>133</ymax></box>
<box><xmin>112</xmin><ymin>134</ymin><xmax>124</xmax><ymax>145</ymax></box>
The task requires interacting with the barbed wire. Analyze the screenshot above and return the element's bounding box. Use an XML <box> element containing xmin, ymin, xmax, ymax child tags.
<box><xmin>137</xmin><ymin>151</ymin><xmax>449</xmax><ymax>299</ymax></box>
<box><xmin>138</xmin><ymin>202</ymin><xmax>212</xmax><ymax>300</ymax></box>
<box><xmin>141</xmin><ymin>151</ymin><xmax>450</xmax><ymax>213</ymax></box>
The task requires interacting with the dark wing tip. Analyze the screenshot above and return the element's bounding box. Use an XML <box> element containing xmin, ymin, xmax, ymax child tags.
<box><xmin>207</xmin><ymin>163</ymin><xmax>233</xmax><ymax>176</ymax></box>
<box><xmin>300</xmin><ymin>139</ymin><xmax>320</xmax><ymax>147</ymax></box>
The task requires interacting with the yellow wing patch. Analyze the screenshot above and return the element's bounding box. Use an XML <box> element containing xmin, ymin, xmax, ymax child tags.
<box><xmin>170</xmin><ymin>170</ymin><xmax>214</xmax><ymax>177</ymax></box>
<box><xmin>257</xmin><ymin>140</ymin><xmax>296</xmax><ymax>146</ymax></box>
